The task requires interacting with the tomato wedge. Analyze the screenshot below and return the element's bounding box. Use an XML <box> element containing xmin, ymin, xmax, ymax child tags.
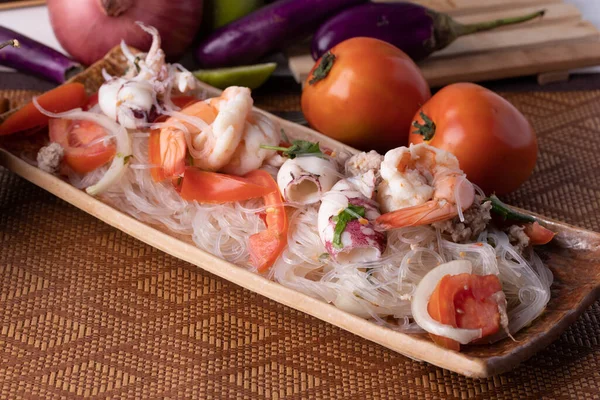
<box><xmin>427</xmin><ymin>273</ymin><xmax>503</xmax><ymax>351</ymax></box>
<box><xmin>180</xmin><ymin>167</ymin><xmax>273</xmax><ymax>204</ymax></box>
<box><xmin>0</xmin><ymin>83</ymin><xmax>87</xmax><ymax>136</ymax></box>
<box><xmin>84</xmin><ymin>92</ymin><xmax>99</xmax><ymax>111</ymax></box>
<box><xmin>245</xmin><ymin>170</ymin><xmax>288</xmax><ymax>272</ymax></box>
<box><xmin>148</xmin><ymin>128</ymin><xmax>168</xmax><ymax>182</ymax></box>
<box><xmin>524</xmin><ymin>222</ymin><xmax>556</xmax><ymax>245</ymax></box>
<box><xmin>49</xmin><ymin>118</ymin><xmax>116</xmax><ymax>174</ymax></box>
<box><xmin>171</xmin><ymin>95</ymin><xmax>200</xmax><ymax>110</ymax></box>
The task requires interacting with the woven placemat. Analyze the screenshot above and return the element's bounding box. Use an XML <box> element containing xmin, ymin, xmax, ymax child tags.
<box><xmin>1</xmin><ymin>87</ymin><xmax>600</xmax><ymax>400</ymax></box>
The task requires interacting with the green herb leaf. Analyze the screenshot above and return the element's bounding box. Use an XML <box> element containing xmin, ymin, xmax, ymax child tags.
<box><xmin>332</xmin><ymin>205</ymin><xmax>366</xmax><ymax>249</ymax></box>
<box><xmin>260</xmin><ymin>139</ymin><xmax>326</xmax><ymax>159</ymax></box>
<box><xmin>486</xmin><ymin>194</ymin><xmax>536</xmax><ymax>223</ymax></box>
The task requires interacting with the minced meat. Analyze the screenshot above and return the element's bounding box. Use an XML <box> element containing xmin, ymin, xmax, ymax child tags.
<box><xmin>345</xmin><ymin>150</ymin><xmax>384</xmax><ymax>177</ymax></box>
<box><xmin>432</xmin><ymin>197</ymin><xmax>492</xmax><ymax>243</ymax></box>
<box><xmin>36</xmin><ymin>142</ymin><xmax>64</xmax><ymax>174</ymax></box>
<box><xmin>506</xmin><ymin>225</ymin><xmax>531</xmax><ymax>253</ymax></box>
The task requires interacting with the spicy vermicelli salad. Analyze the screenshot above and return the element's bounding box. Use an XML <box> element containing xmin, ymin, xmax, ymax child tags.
<box><xmin>4</xmin><ymin>25</ymin><xmax>554</xmax><ymax>352</ymax></box>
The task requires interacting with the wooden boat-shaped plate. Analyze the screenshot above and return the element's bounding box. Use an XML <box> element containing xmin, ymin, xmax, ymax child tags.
<box><xmin>1</xmin><ymin>47</ymin><xmax>599</xmax><ymax>378</ymax></box>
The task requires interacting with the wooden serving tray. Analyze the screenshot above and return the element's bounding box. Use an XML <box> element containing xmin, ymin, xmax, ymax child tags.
<box><xmin>287</xmin><ymin>0</ymin><xmax>600</xmax><ymax>87</ymax></box>
<box><xmin>1</xmin><ymin>46</ymin><xmax>599</xmax><ymax>378</ymax></box>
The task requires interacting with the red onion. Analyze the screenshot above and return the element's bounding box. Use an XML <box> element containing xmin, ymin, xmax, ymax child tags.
<box><xmin>47</xmin><ymin>0</ymin><xmax>204</xmax><ymax>66</ymax></box>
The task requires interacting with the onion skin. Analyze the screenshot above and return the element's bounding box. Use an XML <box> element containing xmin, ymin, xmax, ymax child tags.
<box><xmin>47</xmin><ymin>0</ymin><xmax>204</xmax><ymax>66</ymax></box>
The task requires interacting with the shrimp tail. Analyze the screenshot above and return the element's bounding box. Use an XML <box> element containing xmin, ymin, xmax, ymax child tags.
<box><xmin>376</xmin><ymin>200</ymin><xmax>460</xmax><ymax>230</ymax></box>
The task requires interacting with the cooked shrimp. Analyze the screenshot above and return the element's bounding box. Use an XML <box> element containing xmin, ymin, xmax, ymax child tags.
<box><xmin>157</xmin><ymin>86</ymin><xmax>253</xmax><ymax>176</ymax></box>
<box><xmin>376</xmin><ymin>143</ymin><xmax>475</xmax><ymax>229</ymax></box>
<box><xmin>221</xmin><ymin>111</ymin><xmax>281</xmax><ymax>176</ymax></box>
<box><xmin>192</xmin><ymin>87</ymin><xmax>253</xmax><ymax>171</ymax></box>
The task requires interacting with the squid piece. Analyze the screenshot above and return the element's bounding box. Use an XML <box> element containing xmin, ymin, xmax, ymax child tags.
<box><xmin>99</xmin><ymin>79</ymin><xmax>155</xmax><ymax>129</ymax></box>
<box><xmin>318</xmin><ymin>177</ymin><xmax>386</xmax><ymax>264</ymax></box>
<box><xmin>277</xmin><ymin>156</ymin><xmax>340</xmax><ymax>205</ymax></box>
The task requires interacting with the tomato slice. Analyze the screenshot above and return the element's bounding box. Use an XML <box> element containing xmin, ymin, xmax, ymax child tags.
<box><xmin>244</xmin><ymin>170</ymin><xmax>288</xmax><ymax>272</ymax></box>
<box><xmin>171</xmin><ymin>95</ymin><xmax>200</xmax><ymax>110</ymax></box>
<box><xmin>149</xmin><ymin>129</ymin><xmax>167</xmax><ymax>182</ymax></box>
<box><xmin>427</xmin><ymin>273</ymin><xmax>503</xmax><ymax>351</ymax></box>
<box><xmin>524</xmin><ymin>222</ymin><xmax>555</xmax><ymax>245</ymax></box>
<box><xmin>0</xmin><ymin>83</ymin><xmax>88</xmax><ymax>136</ymax></box>
<box><xmin>49</xmin><ymin>118</ymin><xmax>116</xmax><ymax>174</ymax></box>
<box><xmin>84</xmin><ymin>92</ymin><xmax>99</xmax><ymax>111</ymax></box>
<box><xmin>180</xmin><ymin>167</ymin><xmax>273</xmax><ymax>204</ymax></box>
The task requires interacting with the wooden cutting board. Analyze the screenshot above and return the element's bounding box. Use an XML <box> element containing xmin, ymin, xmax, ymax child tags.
<box><xmin>0</xmin><ymin>0</ymin><xmax>45</xmax><ymax>11</ymax></box>
<box><xmin>287</xmin><ymin>0</ymin><xmax>600</xmax><ymax>87</ymax></box>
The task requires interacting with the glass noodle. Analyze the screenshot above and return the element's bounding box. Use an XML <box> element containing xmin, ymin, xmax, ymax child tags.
<box><xmin>28</xmin><ymin>43</ymin><xmax>552</xmax><ymax>339</ymax></box>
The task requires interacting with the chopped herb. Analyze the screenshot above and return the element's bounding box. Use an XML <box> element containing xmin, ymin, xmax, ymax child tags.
<box><xmin>332</xmin><ymin>205</ymin><xmax>366</xmax><ymax>249</ymax></box>
<box><xmin>177</xmin><ymin>176</ymin><xmax>183</xmax><ymax>186</ymax></box>
<box><xmin>486</xmin><ymin>194</ymin><xmax>536</xmax><ymax>223</ymax></box>
<box><xmin>123</xmin><ymin>155</ymin><xmax>133</xmax><ymax>165</ymax></box>
<box><xmin>260</xmin><ymin>140</ymin><xmax>326</xmax><ymax>159</ymax></box>
<box><xmin>319</xmin><ymin>253</ymin><xmax>330</xmax><ymax>261</ymax></box>
<box><xmin>116</xmin><ymin>152</ymin><xmax>124</xmax><ymax>158</ymax></box>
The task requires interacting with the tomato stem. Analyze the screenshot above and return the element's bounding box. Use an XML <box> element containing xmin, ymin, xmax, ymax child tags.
<box><xmin>309</xmin><ymin>51</ymin><xmax>336</xmax><ymax>85</ymax></box>
<box><xmin>412</xmin><ymin>111</ymin><xmax>437</xmax><ymax>141</ymax></box>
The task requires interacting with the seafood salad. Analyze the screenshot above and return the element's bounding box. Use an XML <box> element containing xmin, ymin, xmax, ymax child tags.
<box><xmin>17</xmin><ymin>25</ymin><xmax>553</xmax><ymax>351</ymax></box>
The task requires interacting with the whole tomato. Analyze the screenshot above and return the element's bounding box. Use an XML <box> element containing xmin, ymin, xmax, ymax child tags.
<box><xmin>409</xmin><ymin>83</ymin><xmax>537</xmax><ymax>195</ymax></box>
<box><xmin>301</xmin><ymin>37</ymin><xmax>431</xmax><ymax>153</ymax></box>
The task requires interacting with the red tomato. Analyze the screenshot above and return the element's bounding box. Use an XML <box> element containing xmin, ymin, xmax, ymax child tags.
<box><xmin>245</xmin><ymin>170</ymin><xmax>288</xmax><ymax>272</ymax></box>
<box><xmin>427</xmin><ymin>273</ymin><xmax>503</xmax><ymax>351</ymax></box>
<box><xmin>301</xmin><ymin>37</ymin><xmax>431</xmax><ymax>153</ymax></box>
<box><xmin>84</xmin><ymin>92</ymin><xmax>99</xmax><ymax>111</ymax></box>
<box><xmin>148</xmin><ymin>128</ymin><xmax>168</xmax><ymax>183</ymax></box>
<box><xmin>49</xmin><ymin>118</ymin><xmax>116</xmax><ymax>174</ymax></box>
<box><xmin>0</xmin><ymin>83</ymin><xmax>88</xmax><ymax>136</ymax></box>
<box><xmin>180</xmin><ymin>168</ymin><xmax>273</xmax><ymax>204</ymax></box>
<box><xmin>409</xmin><ymin>83</ymin><xmax>538</xmax><ymax>195</ymax></box>
<box><xmin>524</xmin><ymin>222</ymin><xmax>555</xmax><ymax>245</ymax></box>
<box><xmin>171</xmin><ymin>95</ymin><xmax>200</xmax><ymax>110</ymax></box>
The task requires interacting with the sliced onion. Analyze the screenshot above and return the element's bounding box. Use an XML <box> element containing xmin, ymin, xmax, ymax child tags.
<box><xmin>411</xmin><ymin>260</ymin><xmax>483</xmax><ymax>344</ymax></box>
<box><xmin>32</xmin><ymin>97</ymin><xmax>132</xmax><ymax>196</ymax></box>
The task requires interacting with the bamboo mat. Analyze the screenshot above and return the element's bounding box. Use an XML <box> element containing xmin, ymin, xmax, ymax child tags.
<box><xmin>1</xmin><ymin>86</ymin><xmax>600</xmax><ymax>399</ymax></box>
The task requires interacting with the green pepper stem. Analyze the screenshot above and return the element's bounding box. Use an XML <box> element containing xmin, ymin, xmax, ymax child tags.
<box><xmin>456</xmin><ymin>10</ymin><xmax>546</xmax><ymax>37</ymax></box>
<box><xmin>486</xmin><ymin>195</ymin><xmax>537</xmax><ymax>223</ymax></box>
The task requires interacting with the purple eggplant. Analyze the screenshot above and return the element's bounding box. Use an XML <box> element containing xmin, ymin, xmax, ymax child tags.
<box><xmin>312</xmin><ymin>2</ymin><xmax>546</xmax><ymax>61</ymax></box>
<box><xmin>196</xmin><ymin>0</ymin><xmax>366</xmax><ymax>68</ymax></box>
<box><xmin>0</xmin><ymin>26</ymin><xmax>83</xmax><ymax>84</ymax></box>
